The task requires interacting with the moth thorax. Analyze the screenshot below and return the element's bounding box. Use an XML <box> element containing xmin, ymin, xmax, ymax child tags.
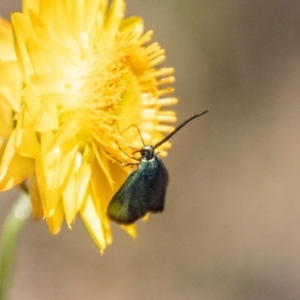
<box><xmin>140</xmin><ymin>145</ymin><xmax>155</xmax><ymax>160</ymax></box>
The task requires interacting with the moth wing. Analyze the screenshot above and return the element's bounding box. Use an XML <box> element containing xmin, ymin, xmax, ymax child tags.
<box><xmin>107</xmin><ymin>168</ymin><xmax>149</xmax><ymax>225</ymax></box>
<box><xmin>146</xmin><ymin>157</ymin><xmax>169</xmax><ymax>213</ymax></box>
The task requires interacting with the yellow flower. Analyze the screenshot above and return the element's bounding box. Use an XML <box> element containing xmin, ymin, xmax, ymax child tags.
<box><xmin>0</xmin><ymin>0</ymin><xmax>177</xmax><ymax>251</ymax></box>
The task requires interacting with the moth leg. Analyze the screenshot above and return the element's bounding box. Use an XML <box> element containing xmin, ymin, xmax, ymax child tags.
<box><xmin>111</xmin><ymin>157</ymin><xmax>138</xmax><ymax>168</ymax></box>
<box><xmin>128</xmin><ymin>145</ymin><xmax>140</xmax><ymax>151</ymax></box>
<box><xmin>116</xmin><ymin>141</ymin><xmax>140</xmax><ymax>161</ymax></box>
<box><xmin>122</xmin><ymin>161</ymin><xmax>139</xmax><ymax>167</ymax></box>
<box><xmin>111</xmin><ymin>156</ymin><xmax>123</xmax><ymax>164</ymax></box>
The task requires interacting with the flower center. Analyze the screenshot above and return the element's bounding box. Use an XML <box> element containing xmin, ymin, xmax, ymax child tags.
<box><xmin>77</xmin><ymin>32</ymin><xmax>158</xmax><ymax>156</ymax></box>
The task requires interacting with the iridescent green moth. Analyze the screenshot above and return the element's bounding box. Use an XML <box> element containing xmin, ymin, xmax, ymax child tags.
<box><xmin>107</xmin><ymin>110</ymin><xmax>209</xmax><ymax>225</ymax></box>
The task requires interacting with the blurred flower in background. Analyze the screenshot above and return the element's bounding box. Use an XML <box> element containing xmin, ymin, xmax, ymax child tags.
<box><xmin>0</xmin><ymin>0</ymin><xmax>177</xmax><ymax>251</ymax></box>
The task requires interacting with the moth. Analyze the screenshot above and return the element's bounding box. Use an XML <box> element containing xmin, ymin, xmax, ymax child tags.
<box><xmin>107</xmin><ymin>110</ymin><xmax>209</xmax><ymax>225</ymax></box>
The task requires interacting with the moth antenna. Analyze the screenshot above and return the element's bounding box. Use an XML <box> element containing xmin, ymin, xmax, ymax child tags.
<box><xmin>154</xmin><ymin>109</ymin><xmax>209</xmax><ymax>149</ymax></box>
<box><xmin>132</xmin><ymin>124</ymin><xmax>145</xmax><ymax>146</ymax></box>
<box><xmin>120</xmin><ymin>124</ymin><xmax>145</xmax><ymax>146</ymax></box>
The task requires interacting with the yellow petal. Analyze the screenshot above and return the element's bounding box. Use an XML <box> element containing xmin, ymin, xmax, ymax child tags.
<box><xmin>0</xmin><ymin>18</ymin><xmax>15</xmax><ymax>60</ymax></box>
<box><xmin>120</xmin><ymin>16</ymin><xmax>144</xmax><ymax>37</ymax></box>
<box><xmin>35</xmin><ymin>156</ymin><xmax>61</xmax><ymax>217</ymax></box>
<box><xmin>11</xmin><ymin>13</ymin><xmax>35</xmax><ymax>80</ymax></box>
<box><xmin>90</xmin><ymin>160</ymin><xmax>116</xmax><ymax>241</ymax></box>
<box><xmin>0</xmin><ymin>86</ymin><xmax>19</xmax><ymax>113</ymax></box>
<box><xmin>15</xmin><ymin>108</ymin><xmax>40</xmax><ymax>158</ymax></box>
<box><xmin>80</xmin><ymin>189</ymin><xmax>109</xmax><ymax>252</ymax></box>
<box><xmin>0</xmin><ymin>61</ymin><xmax>22</xmax><ymax>112</ymax></box>
<box><xmin>62</xmin><ymin>171</ymin><xmax>77</xmax><ymax>227</ymax></box>
<box><xmin>34</xmin><ymin>102</ymin><xmax>59</xmax><ymax>132</ymax></box>
<box><xmin>26</xmin><ymin>38</ymin><xmax>52</xmax><ymax>74</ymax></box>
<box><xmin>0</xmin><ymin>139</ymin><xmax>7</xmax><ymax>164</ymax></box>
<box><xmin>23</xmin><ymin>83</ymin><xmax>41</xmax><ymax>117</ymax></box>
<box><xmin>15</xmin><ymin>128</ymin><xmax>40</xmax><ymax>158</ymax></box>
<box><xmin>103</xmin><ymin>0</ymin><xmax>125</xmax><ymax>46</ymax></box>
<box><xmin>22</xmin><ymin>0</ymin><xmax>40</xmax><ymax>15</ymax></box>
<box><xmin>121</xmin><ymin>224</ymin><xmax>137</xmax><ymax>238</ymax></box>
<box><xmin>62</xmin><ymin>147</ymin><xmax>94</xmax><ymax>226</ymax></box>
<box><xmin>75</xmin><ymin>146</ymin><xmax>95</xmax><ymax>212</ymax></box>
<box><xmin>0</xmin><ymin>130</ymin><xmax>34</xmax><ymax>191</ymax></box>
<box><xmin>28</xmin><ymin>173</ymin><xmax>43</xmax><ymax>220</ymax></box>
<box><xmin>46</xmin><ymin>200</ymin><xmax>64</xmax><ymax>234</ymax></box>
<box><xmin>42</xmin><ymin>122</ymin><xmax>78</xmax><ymax>187</ymax></box>
<box><xmin>0</xmin><ymin>101</ymin><xmax>13</xmax><ymax>139</ymax></box>
<box><xmin>92</xmin><ymin>141</ymin><xmax>115</xmax><ymax>188</ymax></box>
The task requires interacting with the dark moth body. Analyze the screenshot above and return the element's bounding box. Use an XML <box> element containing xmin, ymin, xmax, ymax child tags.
<box><xmin>107</xmin><ymin>146</ymin><xmax>169</xmax><ymax>225</ymax></box>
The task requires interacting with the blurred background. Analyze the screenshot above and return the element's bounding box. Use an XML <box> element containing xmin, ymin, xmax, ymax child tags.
<box><xmin>1</xmin><ymin>0</ymin><xmax>300</xmax><ymax>299</ymax></box>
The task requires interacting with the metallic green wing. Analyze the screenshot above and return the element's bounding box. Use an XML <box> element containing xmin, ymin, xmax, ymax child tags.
<box><xmin>107</xmin><ymin>156</ymin><xmax>169</xmax><ymax>225</ymax></box>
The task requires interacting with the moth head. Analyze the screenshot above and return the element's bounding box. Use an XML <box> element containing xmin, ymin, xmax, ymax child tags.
<box><xmin>140</xmin><ymin>145</ymin><xmax>155</xmax><ymax>160</ymax></box>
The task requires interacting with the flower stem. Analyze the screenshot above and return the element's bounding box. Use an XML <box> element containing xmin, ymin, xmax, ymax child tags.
<box><xmin>0</xmin><ymin>192</ymin><xmax>31</xmax><ymax>300</ymax></box>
